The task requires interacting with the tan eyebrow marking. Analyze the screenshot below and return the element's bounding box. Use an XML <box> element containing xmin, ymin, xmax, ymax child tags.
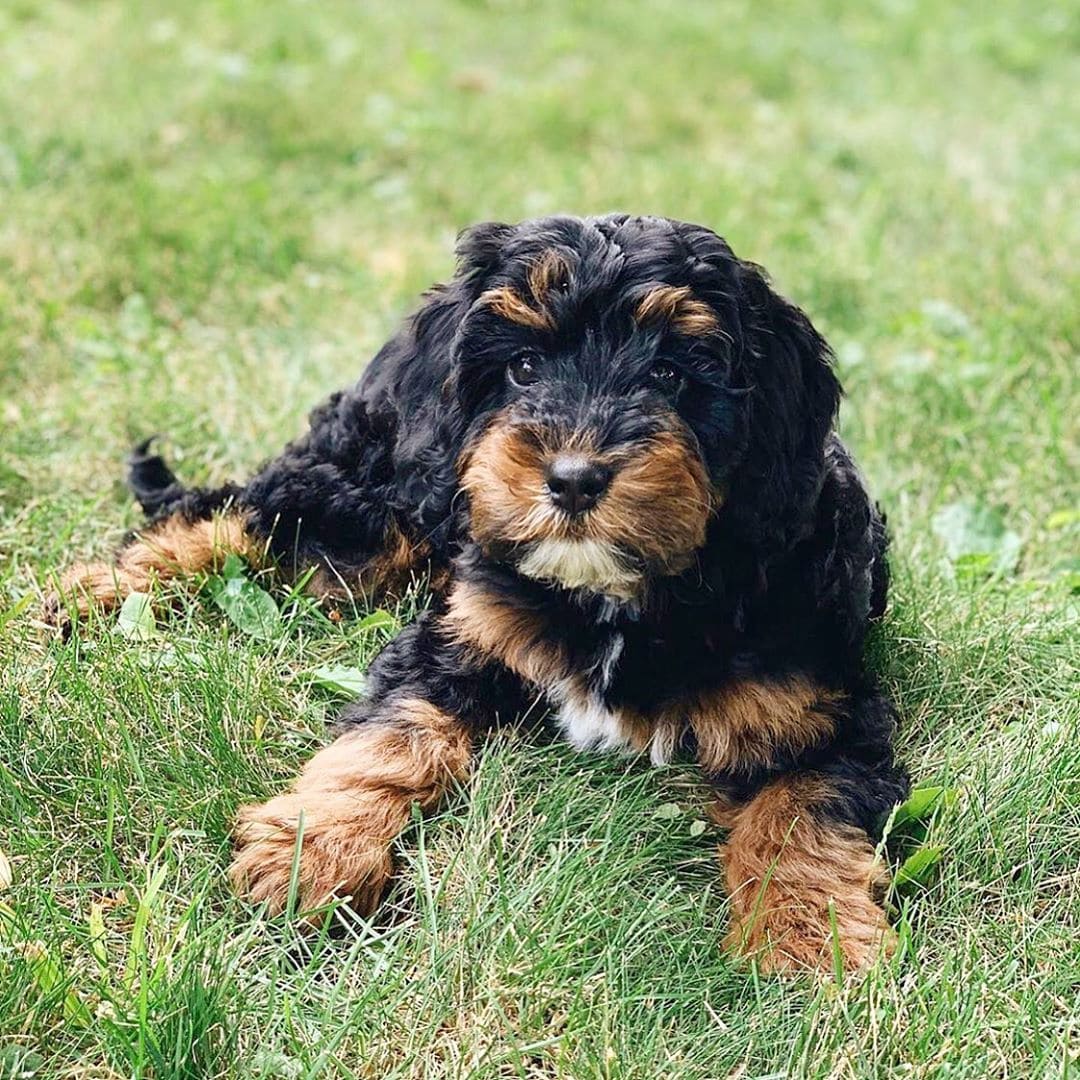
<box><xmin>479</xmin><ymin>286</ymin><xmax>554</xmax><ymax>330</ymax></box>
<box><xmin>635</xmin><ymin>285</ymin><xmax>721</xmax><ymax>336</ymax></box>
<box><xmin>479</xmin><ymin>249</ymin><xmax>572</xmax><ymax>331</ymax></box>
<box><xmin>527</xmin><ymin>249</ymin><xmax>572</xmax><ymax>302</ymax></box>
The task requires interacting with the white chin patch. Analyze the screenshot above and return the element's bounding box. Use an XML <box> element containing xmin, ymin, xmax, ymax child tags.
<box><xmin>516</xmin><ymin>538</ymin><xmax>640</xmax><ymax>598</ymax></box>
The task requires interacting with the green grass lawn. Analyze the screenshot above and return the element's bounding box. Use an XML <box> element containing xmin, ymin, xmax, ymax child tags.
<box><xmin>1</xmin><ymin>0</ymin><xmax>1078</xmax><ymax>1075</ymax></box>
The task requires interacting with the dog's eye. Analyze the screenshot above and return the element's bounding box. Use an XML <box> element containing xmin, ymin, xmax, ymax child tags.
<box><xmin>507</xmin><ymin>353</ymin><xmax>541</xmax><ymax>388</ymax></box>
<box><xmin>648</xmin><ymin>361</ymin><xmax>681</xmax><ymax>389</ymax></box>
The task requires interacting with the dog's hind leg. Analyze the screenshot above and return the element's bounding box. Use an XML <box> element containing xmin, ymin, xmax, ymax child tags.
<box><xmin>45</xmin><ymin>387</ymin><xmax>445</xmax><ymax>629</ymax></box>
<box><xmin>717</xmin><ymin>772</ymin><xmax>895</xmax><ymax>975</ymax></box>
<box><xmin>44</xmin><ymin>501</ymin><xmax>265</xmax><ymax>628</ymax></box>
<box><xmin>705</xmin><ymin>686</ymin><xmax>909</xmax><ymax>976</ymax></box>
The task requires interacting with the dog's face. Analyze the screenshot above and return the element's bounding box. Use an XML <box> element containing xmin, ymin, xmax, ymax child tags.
<box><xmin>442</xmin><ymin>215</ymin><xmax>839</xmax><ymax>599</ymax></box>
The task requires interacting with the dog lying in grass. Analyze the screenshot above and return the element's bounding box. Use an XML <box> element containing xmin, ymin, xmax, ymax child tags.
<box><xmin>47</xmin><ymin>213</ymin><xmax>909</xmax><ymax>975</ymax></box>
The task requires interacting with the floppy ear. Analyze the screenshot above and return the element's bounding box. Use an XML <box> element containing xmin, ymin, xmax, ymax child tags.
<box><xmin>455</xmin><ymin>220</ymin><xmax>515</xmax><ymax>278</ymax></box>
<box><xmin>365</xmin><ymin>222</ymin><xmax>514</xmax><ymax>541</ymax></box>
<box><xmin>723</xmin><ymin>262</ymin><xmax>842</xmax><ymax>550</ymax></box>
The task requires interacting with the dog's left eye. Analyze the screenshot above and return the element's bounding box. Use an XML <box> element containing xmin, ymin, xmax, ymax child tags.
<box><xmin>648</xmin><ymin>361</ymin><xmax>682</xmax><ymax>389</ymax></box>
<box><xmin>507</xmin><ymin>353</ymin><xmax>541</xmax><ymax>388</ymax></box>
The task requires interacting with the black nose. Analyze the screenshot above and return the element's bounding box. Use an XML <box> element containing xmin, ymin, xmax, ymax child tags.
<box><xmin>545</xmin><ymin>456</ymin><xmax>611</xmax><ymax>516</ymax></box>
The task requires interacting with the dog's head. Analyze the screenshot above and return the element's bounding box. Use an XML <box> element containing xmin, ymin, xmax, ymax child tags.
<box><xmin>413</xmin><ymin>214</ymin><xmax>840</xmax><ymax>599</ymax></box>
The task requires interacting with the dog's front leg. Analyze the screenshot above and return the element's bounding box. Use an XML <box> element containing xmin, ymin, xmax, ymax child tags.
<box><xmin>229</xmin><ymin>695</ymin><xmax>472</xmax><ymax>918</ymax></box>
<box><xmin>715</xmin><ymin>770</ymin><xmax>896</xmax><ymax>976</ymax></box>
<box><xmin>693</xmin><ymin>681</ymin><xmax>908</xmax><ymax>975</ymax></box>
<box><xmin>228</xmin><ymin>614</ymin><xmax>516</xmax><ymax>919</ymax></box>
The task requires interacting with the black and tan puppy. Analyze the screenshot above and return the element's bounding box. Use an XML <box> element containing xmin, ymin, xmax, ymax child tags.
<box><xmin>49</xmin><ymin>214</ymin><xmax>909</xmax><ymax>974</ymax></box>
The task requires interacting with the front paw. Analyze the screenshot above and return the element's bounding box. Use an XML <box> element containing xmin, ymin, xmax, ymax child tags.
<box><xmin>229</xmin><ymin>789</ymin><xmax>396</xmax><ymax>919</ymax></box>
<box><xmin>726</xmin><ymin>891</ymin><xmax>895</xmax><ymax>976</ymax></box>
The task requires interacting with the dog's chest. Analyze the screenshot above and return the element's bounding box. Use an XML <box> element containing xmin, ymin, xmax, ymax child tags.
<box><xmin>548</xmin><ymin>630</ymin><xmax>679</xmax><ymax>765</ymax></box>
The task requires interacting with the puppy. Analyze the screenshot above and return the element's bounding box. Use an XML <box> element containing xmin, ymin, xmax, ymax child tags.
<box><xmin>48</xmin><ymin>214</ymin><xmax>909</xmax><ymax>974</ymax></box>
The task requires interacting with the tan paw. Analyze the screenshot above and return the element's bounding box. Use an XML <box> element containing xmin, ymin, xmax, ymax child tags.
<box><xmin>229</xmin><ymin>788</ymin><xmax>398</xmax><ymax>919</ymax></box>
<box><xmin>726</xmin><ymin>892</ymin><xmax>895</xmax><ymax>976</ymax></box>
<box><xmin>42</xmin><ymin>562</ymin><xmax>129</xmax><ymax>633</ymax></box>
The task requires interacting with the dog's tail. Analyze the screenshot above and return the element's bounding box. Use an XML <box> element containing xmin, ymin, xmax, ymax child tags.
<box><xmin>127</xmin><ymin>437</ymin><xmax>188</xmax><ymax>517</ymax></box>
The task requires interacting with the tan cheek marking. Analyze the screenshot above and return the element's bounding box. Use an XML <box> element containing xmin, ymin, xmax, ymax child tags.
<box><xmin>461</xmin><ymin>422</ymin><xmax>714</xmax><ymax>582</ymax></box>
<box><xmin>592</xmin><ymin>431</ymin><xmax>714</xmax><ymax>569</ymax></box>
<box><xmin>458</xmin><ymin>420</ymin><xmax>552</xmax><ymax>547</ymax></box>
<box><xmin>689</xmin><ymin>678</ymin><xmax>841</xmax><ymax>775</ymax></box>
<box><xmin>718</xmin><ymin>775</ymin><xmax>892</xmax><ymax>974</ymax></box>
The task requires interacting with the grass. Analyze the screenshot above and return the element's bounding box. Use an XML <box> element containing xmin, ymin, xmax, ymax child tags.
<box><xmin>0</xmin><ymin>0</ymin><xmax>1078</xmax><ymax>1075</ymax></box>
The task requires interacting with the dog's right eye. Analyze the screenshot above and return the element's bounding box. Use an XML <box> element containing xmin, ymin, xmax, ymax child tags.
<box><xmin>506</xmin><ymin>353</ymin><xmax>541</xmax><ymax>388</ymax></box>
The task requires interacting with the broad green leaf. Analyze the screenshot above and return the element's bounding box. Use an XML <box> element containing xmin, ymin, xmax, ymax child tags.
<box><xmin>208</xmin><ymin>573</ymin><xmax>280</xmax><ymax>639</ymax></box>
<box><xmin>1053</xmin><ymin>557</ymin><xmax>1080</xmax><ymax>594</ymax></box>
<box><xmin>116</xmin><ymin>591</ymin><xmax>155</xmax><ymax>640</ymax></box>
<box><xmin>890</xmin><ymin>349</ymin><xmax>933</xmax><ymax>376</ymax></box>
<box><xmin>891</xmin><ymin>785</ymin><xmax>959</xmax><ymax>830</ymax></box>
<box><xmin>0</xmin><ymin>594</ymin><xmax>33</xmax><ymax>635</ymax></box>
<box><xmin>355</xmin><ymin>609</ymin><xmax>398</xmax><ymax>634</ymax></box>
<box><xmin>0</xmin><ymin>901</ymin><xmax>92</xmax><ymax>1027</ymax></box>
<box><xmin>221</xmin><ymin>552</ymin><xmax>247</xmax><ymax>580</ymax></box>
<box><xmin>931</xmin><ymin>501</ymin><xmax>1021</xmax><ymax>576</ymax></box>
<box><xmin>894</xmin><ymin>845</ymin><xmax>943</xmax><ymax>893</ymax></box>
<box><xmin>953</xmin><ymin>552</ymin><xmax>995</xmax><ymax>580</ymax></box>
<box><xmin>306</xmin><ymin>664</ymin><xmax>367</xmax><ymax>698</ymax></box>
<box><xmin>0</xmin><ymin>1045</ymin><xmax>45</xmax><ymax>1078</ymax></box>
<box><xmin>689</xmin><ymin>819</ymin><xmax>708</xmax><ymax>838</ymax></box>
<box><xmin>655</xmin><ymin>802</ymin><xmax>681</xmax><ymax>821</ymax></box>
<box><xmin>118</xmin><ymin>291</ymin><xmax>152</xmax><ymax>341</ymax></box>
<box><xmin>921</xmin><ymin>298</ymin><xmax>973</xmax><ymax>338</ymax></box>
<box><xmin>250</xmin><ymin>1049</ymin><xmax>303</xmax><ymax>1079</ymax></box>
<box><xmin>1045</xmin><ymin>509</ymin><xmax>1080</xmax><ymax>530</ymax></box>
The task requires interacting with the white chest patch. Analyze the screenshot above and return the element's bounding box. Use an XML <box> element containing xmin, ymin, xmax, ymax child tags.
<box><xmin>551</xmin><ymin>631</ymin><xmax>629</xmax><ymax>752</ymax></box>
<box><xmin>551</xmin><ymin>691</ymin><xmax>679</xmax><ymax>766</ymax></box>
<box><xmin>553</xmin><ymin>690</ymin><xmax>637</xmax><ymax>755</ymax></box>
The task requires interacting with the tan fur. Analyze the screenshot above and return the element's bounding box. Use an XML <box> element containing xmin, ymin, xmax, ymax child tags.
<box><xmin>442</xmin><ymin>581</ymin><xmax>658</xmax><ymax>754</ymax></box>
<box><xmin>459</xmin><ymin>420</ymin><xmax>553</xmax><ymax>547</ymax></box>
<box><xmin>440</xmin><ymin>579</ymin><xmax>568</xmax><ymax>688</ymax></box>
<box><xmin>594</xmin><ymin>431</ymin><xmax>714</xmax><ymax>572</ymax></box>
<box><xmin>479</xmin><ymin>286</ymin><xmax>553</xmax><ymax>331</ymax></box>
<box><xmin>527</xmin><ymin>249</ymin><xmax>572</xmax><ymax>302</ymax></box>
<box><xmin>229</xmin><ymin>699</ymin><xmax>472</xmax><ymax>918</ymax></box>
<box><xmin>719</xmin><ymin>775</ymin><xmax>893</xmax><ymax>974</ymax></box>
<box><xmin>690</xmin><ymin>678</ymin><xmax>841</xmax><ymax>774</ymax></box>
<box><xmin>46</xmin><ymin>511</ymin><xmax>261</xmax><ymax>622</ymax></box>
<box><xmin>460</xmin><ymin>416</ymin><xmax>714</xmax><ymax>590</ymax></box>
<box><xmin>635</xmin><ymin>285</ymin><xmax>722</xmax><ymax>337</ymax></box>
<box><xmin>306</xmin><ymin>519</ymin><xmax>432</xmax><ymax>603</ymax></box>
